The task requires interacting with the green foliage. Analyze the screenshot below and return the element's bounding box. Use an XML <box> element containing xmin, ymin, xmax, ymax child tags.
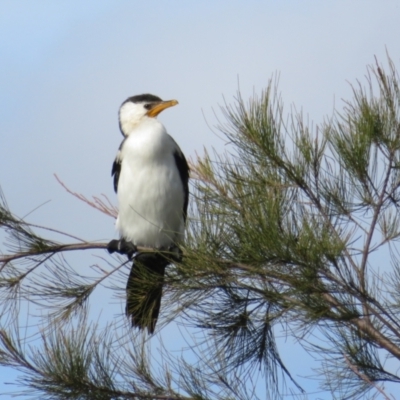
<box><xmin>179</xmin><ymin>57</ymin><xmax>400</xmax><ymax>398</ymax></box>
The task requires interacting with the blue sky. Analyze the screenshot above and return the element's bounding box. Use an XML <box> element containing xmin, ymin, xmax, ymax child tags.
<box><xmin>1</xmin><ymin>1</ymin><xmax>400</xmax><ymax>398</ymax></box>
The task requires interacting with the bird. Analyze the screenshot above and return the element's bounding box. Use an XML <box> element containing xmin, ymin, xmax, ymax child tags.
<box><xmin>107</xmin><ymin>93</ymin><xmax>189</xmax><ymax>334</ymax></box>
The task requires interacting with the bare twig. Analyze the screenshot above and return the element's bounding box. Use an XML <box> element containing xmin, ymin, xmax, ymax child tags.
<box><xmin>54</xmin><ymin>174</ymin><xmax>118</xmax><ymax>218</ymax></box>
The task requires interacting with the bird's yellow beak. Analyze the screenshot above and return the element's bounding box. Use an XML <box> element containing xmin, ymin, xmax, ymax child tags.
<box><xmin>146</xmin><ymin>99</ymin><xmax>179</xmax><ymax>117</ymax></box>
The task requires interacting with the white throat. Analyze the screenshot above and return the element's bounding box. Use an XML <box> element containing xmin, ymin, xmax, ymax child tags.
<box><xmin>119</xmin><ymin>102</ymin><xmax>153</xmax><ymax>135</ymax></box>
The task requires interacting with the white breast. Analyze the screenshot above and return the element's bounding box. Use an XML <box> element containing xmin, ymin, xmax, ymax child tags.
<box><xmin>115</xmin><ymin>119</ymin><xmax>185</xmax><ymax>248</ymax></box>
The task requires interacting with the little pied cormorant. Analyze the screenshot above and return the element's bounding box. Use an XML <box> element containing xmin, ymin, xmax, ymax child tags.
<box><xmin>107</xmin><ymin>94</ymin><xmax>189</xmax><ymax>334</ymax></box>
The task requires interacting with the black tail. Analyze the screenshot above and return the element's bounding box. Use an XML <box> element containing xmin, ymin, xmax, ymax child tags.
<box><xmin>126</xmin><ymin>253</ymin><xmax>169</xmax><ymax>334</ymax></box>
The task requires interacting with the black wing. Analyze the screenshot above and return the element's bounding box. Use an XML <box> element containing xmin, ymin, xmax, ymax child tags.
<box><xmin>112</xmin><ymin>139</ymin><xmax>127</xmax><ymax>193</ymax></box>
<box><xmin>173</xmin><ymin>149</ymin><xmax>190</xmax><ymax>222</ymax></box>
<box><xmin>111</xmin><ymin>158</ymin><xmax>121</xmax><ymax>193</ymax></box>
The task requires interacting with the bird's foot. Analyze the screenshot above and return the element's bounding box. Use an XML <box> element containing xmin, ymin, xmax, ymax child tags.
<box><xmin>107</xmin><ymin>239</ymin><xmax>137</xmax><ymax>260</ymax></box>
<box><xmin>167</xmin><ymin>245</ymin><xmax>183</xmax><ymax>263</ymax></box>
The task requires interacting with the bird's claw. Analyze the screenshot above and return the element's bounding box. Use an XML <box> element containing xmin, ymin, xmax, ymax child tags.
<box><xmin>167</xmin><ymin>245</ymin><xmax>183</xmax><ymax>262</ymax></box>
<box><xmin>107</xmin><ymin>239</ymin><xmax>137</xmax><ymax>260</ymax></box>
<box><xmin>107</xmin><ymin>239</ymin><xmax>119</xmax><ymax>254</ymax></box>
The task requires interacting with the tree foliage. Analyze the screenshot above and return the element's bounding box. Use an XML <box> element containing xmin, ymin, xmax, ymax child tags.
<box><xmin>2</xmin><ymin>57</ymin><xmax>400</xmax><ymax>399</ymax></box>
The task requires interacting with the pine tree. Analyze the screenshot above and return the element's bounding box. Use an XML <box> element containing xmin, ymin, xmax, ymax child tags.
<box><xmin>1</xmin><ymin>57</ymin><xmax>400</xmax><ymax>399</ymax></box>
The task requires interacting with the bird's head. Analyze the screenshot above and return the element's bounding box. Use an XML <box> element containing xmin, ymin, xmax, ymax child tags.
<box><xmin>118</xmin><ymin>94</ymin><xmax>178</xmax><ymax>136</ymax></box>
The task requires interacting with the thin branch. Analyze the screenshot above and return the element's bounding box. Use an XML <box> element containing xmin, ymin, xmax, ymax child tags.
<box><xmin>54</xmin><ymin>174</ymin><xmax>118</xmax><ymax>218</ymax></box>
<box><xmin>343</xmin><ymin>353</ymin><xmax>394</xmax><ymax>400</ymax></box>
<box><xmin>359</xmin><ymin>159</ymin><xmax>394</xmax><ymax>293</ymax></box>
<box><xmin>321</xmin><ymin>291</ymin><xmax>400</xmax><ymax>359</ymax></box>
<box><xmin>0</xmin><ymin>242</ymin><xmax>158</xmax><ymax>267</ymax></box>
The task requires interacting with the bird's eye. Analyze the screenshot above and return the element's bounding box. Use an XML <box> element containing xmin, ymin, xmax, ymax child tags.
<box><xmin>144</xmin><ymin>104</ymin><xmax>152</xmax><ymax>110</ymax></box>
